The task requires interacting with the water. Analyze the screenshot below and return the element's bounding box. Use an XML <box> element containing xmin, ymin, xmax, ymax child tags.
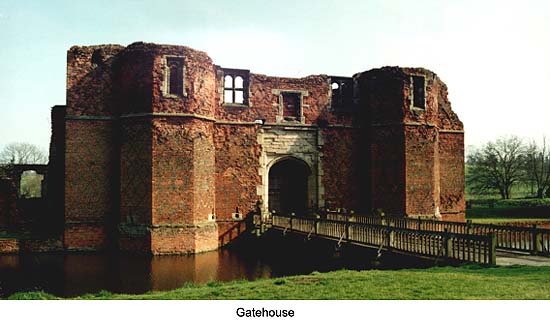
<box><xmin>0</xmin><ymin>234</ymin><xmax>436</xmax><ymax>298</ymax></box>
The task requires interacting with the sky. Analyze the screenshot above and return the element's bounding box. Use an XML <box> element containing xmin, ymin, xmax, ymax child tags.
<box><xmin>0</xmin><ymin>0</ymin><xmax>549</xmax><ymax>153</ymax></box>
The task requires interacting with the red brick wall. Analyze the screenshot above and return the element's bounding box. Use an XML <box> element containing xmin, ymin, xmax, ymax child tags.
<box><xmin>439</xmin><ymin>132</ymin><xmax>465</xmax><ymax>221</ymax></box>
<box><xmin>214</xmin><ymin>125</ymin><xmax>261</xmax><ymax>220</ymax></box>
<box><xmin>151</xmin><ymin>44</ymin><xmax>216</xmax><ymax>116</ymax></box>
<box><xmin>117</xmin><ymin>44</ymin><xmax>155</xmax><ymax>115</ymax></box>
<box><xmin>64</xmin><ymin>120</ymin><xmax>113</xmax><ymax>249</ymax></box>
<box><xmin>64</xmin><ymin>224</ymin><xmax>106</xmax><ymax>250</ymax></box>
<box><xmin>0</xmin><ymin>238</ymin><xmax>19</xmax><ymax>253</ymax></box>
<box><xmin>321</xmin><ymin>128</ymin><xmax>361</xmax><ymax>210</ymax></box>
<box><xmin>151</xmin><ymin>223</ymin><xmax>217</xmax><ymax>254</ymax></box>
<box><xmin>217</xmin><ymin>220</ymin><xmax>249</xmax><ymax>246</ymax></box>
<box><xmin>192</xmin><ymin>126</ymin><xmax>216</xmax><ymax>224</ymax></box>
<box><xmin>150</xmin><ymin>117</ymin><xmax>219</xmax><ymax>252</ymax></box>
<box><xmin>47</xmin><ymin>105</ymin><xmax>66</xmax><ymax>233</ymax></box>
<box><xmin>0</xmin><ymin>179</ymin><xmax>17</xmax><ymax>230</ymax></box>
<box><xmin>66</xmin><ymin>45</ymin><xmax>124</xmax><ymax>117</ymax></box>
<box><xmin>120</xmin><ymin>120</ymin><xmax>152</xmax><ymax>225</ymax></box>
<box><xmin>404</xmin><ymin>125</ymin><xmax>439</xmax><ymax>216</ymax></box>
<box><xmin>369</xmin><ymin>126</ymin><xmax>406</xmax><ymax>215</ymax></box>
<box><xmin>215</xmin><ymin>73</ymin><xmax>354</xmax><ymax>126</ymax></box>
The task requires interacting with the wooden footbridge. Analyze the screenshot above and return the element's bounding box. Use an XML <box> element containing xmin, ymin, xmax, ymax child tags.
<box><xmin>251</xmin><ymin>212</ymin><xmax>550</xmax><ymax>266</ymax></box>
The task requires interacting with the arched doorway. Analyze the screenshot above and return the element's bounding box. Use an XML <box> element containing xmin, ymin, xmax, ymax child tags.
<box><xmin>268</xmin><ymin>158</ymin><xmax>310</xmax><ymax>215</ymax></box>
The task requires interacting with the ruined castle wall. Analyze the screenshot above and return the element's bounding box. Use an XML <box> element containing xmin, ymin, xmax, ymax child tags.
<box><xmin>438</xmin><ymin>132</ymin><xmax>465</xmax><ymax>221</ymax></box>
<box><xmin>404</xmin><ymin>125</ymin><xmax>439</xmax><ymax>216</ymax></box>
<box><xmin>320</xmin><ymin>127</ymin><xmax>361</xmax><ymax>210</ymax></box>
<box><xmin>117</xmin><ymin>45</ymin><xmax>155</xmax><ymax>115</ymax></box>
<box><xmin>64</xmin><ymin>45</ymin><xmax>126</xmax><ymax>250</ymax></box>
<box><xmin>58</xmin><ymin>42</ymin><xmax>466</xmax><ymax>253</ymax></box>
<box><xmin>151</xmin><ymin>45</ymin><xmax>216</xmax><ymax>116</ymax></box>
<box><xmin>66</xmin><ymin>45</ymin><xmax>124</xmax><ymax>117</ymax></box>
<box><xmin>369</xmin><ymin>126</ymin><xmax>406</xmax><ymax>215</ymax></box>
<box><xmin>150</xmin><ymin>119</ymin><xmax>193</xmax><ymax>225</ymax></box>
<box><xmin>47</xmin><ymin>106</ymin><xmax>66</xmax><ymax>234</ymax></box>
<box><xmin>119</xmin><ymin>119</ymin><xmax>152</xmax><ymax>225</ymax></box>
<box><xmin>0</xmin><ymin>179</ymin><xmax>17</xmax><ymax>230</ymax></box>
<box><xmin>358</xmin><ymin>68</ymin><xmax>408</xmax><ymax>216</ymax></box>
<box><xmin>214</xmin><ymin>73</ymin><xmax>351</xmax><ymax>125</ymax></box>
<box><xmin>64</xmin><ymin>119</ymin><xmax>113</xmax><ymax>250</ymax></box>
<box><xmin>213</xmin><ymin>124</ymin><xmax>261</xmax><ymax>221</ymax></box>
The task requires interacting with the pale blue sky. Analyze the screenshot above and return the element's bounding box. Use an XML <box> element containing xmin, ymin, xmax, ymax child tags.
<box><xmin>1</xmin><ymin>0</ymin><xmax>549</xmax><ymax>152</ymax></box>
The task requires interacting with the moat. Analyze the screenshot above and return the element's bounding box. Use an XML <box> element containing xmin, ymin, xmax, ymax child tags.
<box><xmin>0</xmin><ymin>234</ymin><xmax>435</xmax><ymax>298</ymax></box>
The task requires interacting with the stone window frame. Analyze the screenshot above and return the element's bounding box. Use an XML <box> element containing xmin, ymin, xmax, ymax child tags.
<box><xmin>162</xmin><ymin>55</ymin><xmax>187</xmax><ymax>98</ymax></box>
<box><xmin>272</xmin><ymin>89</ymin><xmax>308</xmax><ymax>124</ymax></box>
<box><xmin>220</xmin><ymin>67</ymin><xmax>250</xmax><ymax>107</ymax></box>
<box><xmin>409</xmin><ymin>74</ymin><xmax>426</xmax><ymax>110</ymax></box>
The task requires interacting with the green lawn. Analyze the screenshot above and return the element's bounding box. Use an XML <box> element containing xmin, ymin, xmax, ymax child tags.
<box><xmin>8</xmin><ymin>265</ymin><xmax>550</xmax><ymax>300</ymax></box>
<box><xmin>466</xmin><ymin>198</ymin><xmax>550</xmax><ymax>223</ymax></box>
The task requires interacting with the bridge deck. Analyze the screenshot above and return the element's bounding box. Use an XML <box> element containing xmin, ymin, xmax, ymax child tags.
<box><xmin>259</xmin><ymin>215</ymin><xmax>497</xmax><ymax>265</ymax></box>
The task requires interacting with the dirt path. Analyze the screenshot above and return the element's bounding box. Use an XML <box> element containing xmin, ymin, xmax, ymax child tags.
<box><xmin>497</xmin><ymin>251</ymin><xmax>550</xmax><ymax>266</ymax></box>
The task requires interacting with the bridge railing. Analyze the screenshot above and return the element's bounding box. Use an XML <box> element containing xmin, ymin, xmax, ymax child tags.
<box><xmin>325</xmin><ymin>213</ymin><xmax>550</xmax><ymax>255</ymax></box>
<box><xmin>271</xmin><ymin>215</ymin><xmax>496</xmax><ymax>265</ymax></box>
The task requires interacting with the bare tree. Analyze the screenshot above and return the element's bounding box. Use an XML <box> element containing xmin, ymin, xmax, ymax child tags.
<box><xmin>525</xmin><ymin>137</ymin><xmax>550</xmax><ymax>198</ymax></box>
<box><xmin>0</xmin><ymin>142</ymin><xmax>48</xmax><ymax>165</ymax></box>
<box><xmin>467</xmin><ymin>136</ymin><xmax>526</xmax><ymax>199</ymax></box>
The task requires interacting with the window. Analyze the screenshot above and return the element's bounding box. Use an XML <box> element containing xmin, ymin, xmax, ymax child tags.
<box><xmin>282</xmin><ymin>93</ymin><xmax>300</xmax><ymax>120</ymax></box>
<box><xmin>164</xmin><ymin>56</ymin><xmax>185</xmax><ymax>97</ymax></box>
<box><xmin>273</xmin><ymin>90</ymin><xmax>306</xmax><ymax>123</ymax></box>
<box><xmin>329</xmin><ymin>76</ymin><xmax>355</xmax><ymax>112</ymax></box>
<box><xmin>19</xmin><ymin>170</ymin><xmax>44</xmax><ymax>198</ymax></box>
<box><xmin>221</xmin><ymin>68</ymin><xmax>249</xmax><ymax>105</ymax></box>
<box><xmin>412</xmin><ymin>75</ymin><xmax>425</xmax><ymax>109</ymax></box>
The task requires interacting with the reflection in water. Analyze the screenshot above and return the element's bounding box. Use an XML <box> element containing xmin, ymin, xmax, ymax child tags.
<box><xmin>0</xmin><ymin>234</ymin><xmax>435</xmax><ymax>298</ymax></box>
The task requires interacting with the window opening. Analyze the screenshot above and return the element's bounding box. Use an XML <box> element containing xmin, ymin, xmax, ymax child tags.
<box><xmin>221</xmin><ymin>68</ymin><xmax>250</xmax><ymax>105</ymax></box>
<box><xmin>282</xmin><ymin>93</ymin><xmax>300</xmax><ymax>120</ymax></box>
<box><xmin>412</xmin><ymin>75</ymin><xmax>425</xmax><ymax>109</ymax></box>
<box><xmin>329</xmin><ymin>77</ymin><xmax>355</xmax><ymax>112</ymax></box>
<box><xmin>166</xmin><ymin>57</ymin><xmax>185</xmax><ymax>96</ymax></box>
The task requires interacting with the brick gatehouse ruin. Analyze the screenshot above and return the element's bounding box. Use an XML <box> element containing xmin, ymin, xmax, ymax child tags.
<box><xmin>0</xmin><ymin>42</ymin><xmax>465</xmax><ymax>254</ymax></box>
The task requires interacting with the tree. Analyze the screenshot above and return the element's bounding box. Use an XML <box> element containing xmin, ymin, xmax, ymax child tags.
<box><xmin>467</xmin><ymin>136</ymin><xmax>526</xmax><ymax>199</ymax></box>
<box><xmin>0</xmin><ymin>142</ymin><xmax>48</xmax><ymax>165</ymax></box>
<box><xmin>525</xmin><ymin>138</ymin><xmax>550</xmax><ymax>198</ymax></box>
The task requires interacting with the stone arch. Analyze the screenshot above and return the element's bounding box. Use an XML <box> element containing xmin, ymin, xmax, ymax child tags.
<box><xmin>266</xmin><ymin>156</ymin><xmax>313</xmax><ymax>216</ymax></box>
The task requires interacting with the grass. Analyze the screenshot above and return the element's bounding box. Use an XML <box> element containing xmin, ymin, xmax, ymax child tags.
<box><xmin>466</xmin><ymin>198</ymin><xmax>550</xmax><ymax>223</ymax></box>
<box><xmin>7</xmin><ymin>265</ymin><xmax>550</xmax><ymax>300</ymax></box>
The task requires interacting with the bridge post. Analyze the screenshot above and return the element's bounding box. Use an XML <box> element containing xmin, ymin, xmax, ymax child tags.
<box><xmin>532</xmin><ymin>224</ymin><xmax>542</xmax><ymax>255</ymax></box>
<box><xmin>466</xmin><ymin>220</ymin><xmax>472</xmax><ymax>235</ymax></box>
<box><xmin>289</xmin><ymin>215</ymin><xmax>293</xmax><ymax>231</ymax></box>
<box><xmin>443</xmin><ymin>229</ymin><xmax>451</xmax><ymax>260</ymax></box>
<box><xmin>315</xmin><ymin>216</ymin><xmax>319</xmax><ymax>235</ymax></box>
<box><xmin>489</xmin><ymin>232</ymin><xmax>497</xmax><ymax>266</ymax></box>
<box><xmin>385</xmin><ymin>225</ymin><xmax>393</xmax><ymax>249</ymax></box>
<box><xmin>259</xmin><ymin>214</ymin><xmax>263</xmax><ymax>235</ymax></box>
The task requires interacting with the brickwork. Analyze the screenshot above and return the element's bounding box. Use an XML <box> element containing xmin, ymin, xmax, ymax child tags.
<box><xmin>47</xmin><ymin>105</ymin><xmax>66</xmax><ymax>233</ymax></box>
<box><xmin>64</xmin><ymin>120</ymin><xmax>114</xmax><ymax>249</ymax></box>
<box><xmin>0</xmin><ymin>239</ymin><xmax>19</xmax><ymax>253</ymax></box>
<box><xmin>405</xmin><ymin>125</ymin><xmax>439</xmax><ymax>217</ymax></box>
<box><xmin>438</xmin><ymin>132</ymin><xmax>465</xmax><ymax>221</ymax></box>
<box><xmin>64</xmin><ymin>224</ymin><xmax>107</xmax><ymax>250</ymax></box>
<box><xmin>214</xmin><ymin>124</ymin><xmax>261</xmax><ymax>221</ymax></box>
<box><xmin>48</xmin><ymin>42</ymin><xmax>466</xmax><ymax>254</ymax></box>
<box><xmin>0</xmin><ymin>179</ymin><xmax>17</xmax><ymax>230</ymax></box>
<box><xmin>320</xmin><ymin>128</ymin><xmax>361</xmax><ymax>210</ymax></box>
